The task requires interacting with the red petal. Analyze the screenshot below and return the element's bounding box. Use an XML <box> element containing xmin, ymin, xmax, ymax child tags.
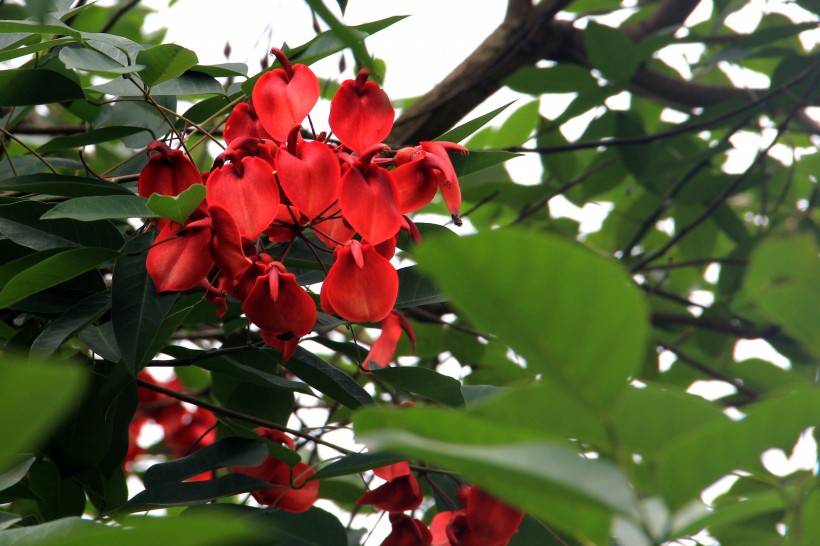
<box><xmin>252</xmin><ymin>65</ymin><xmax>320</xmax><ymax>141</ymax></box>
<box><xmin>374</xmin><ymin>461</ymin><xmax>411</xmax><ymax>482</ymax></box>
<box><xmin>357</xmin><ymin>474</ymin><xmax>422</xmax><ymax>512</ymax></box>
<box><xmin>463</xmin><ymin>486</ymin><xmax>525</xmax><ymax>545</ymax></box>
<box><xmin>329</xmin><ymin>71</ymin><xmax>394</xmax><ymax>155</ymax></box>
<box><xmin>313</xmin><ymin>215</ymin><xmax>356</xmax><ymax>248</ymax></box>
<box><xmin>147</xmin><ymin>221</ymin><xmax>213</xmax><ymax>292</ymax></box>
<box><xmin>392</xmin><ymin>160</ymin><xmax>440</xmax><ymax>215</ymax></box>
<box><xmin>339</xmin><ymin>164</ymin><xmax>401</xmax><ymax>245</ymax></box>
<box><xmin>138</xmin><ymin>142</ymin><xmax>202</xmax><ymax>198</ymax></box>
<box><xmin>322</xmin><ymin>241</ymin><xmax>398</xmax><ymax>323</ymax></box>
<box><xmin>363</xmin><ymin>311</ymin><xmax>404</xmax><ymax>370</ymax></box>
<box><xmin>242</xmin><ymin>265</ymin><xmax>317</xmax><ymax>337</ymax></box>
<box><xmin>276</xmin><ymin>140</ymin><xmax>341</xmax><ymax>220</ymax></box>
<box><xmin>208</xmin><ymin>205</ymin><xmax>252</xmax><ymax>284</ymax></box>
<box><xmin>383</xmin><ymin>513</ymin><xmax>433</xmax><ymax>546</ymax></box>
<box><xmin>206</xmin><ymin>156</ymin><xmax>280</xmax><ymax>241</ymax></box>
<box><xmin>223</xmin><ymin>101</ymin><xmax>272</xmax><ymax>144</ymax></box>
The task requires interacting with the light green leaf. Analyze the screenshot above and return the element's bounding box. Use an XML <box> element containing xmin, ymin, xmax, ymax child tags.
<box><xmin>415</xmin><ymin>229</ymin><xmax>648</xmax><ymax>410</ymax></box>
<box><xmin>147</xmin><ymin>184</ymin><xmax>206</xmax><ymax>225</ymax></box>
<box><xmin>137</xmin><ymin>44</ymin><xmax>199</xmax><ymax>87</ymax></box>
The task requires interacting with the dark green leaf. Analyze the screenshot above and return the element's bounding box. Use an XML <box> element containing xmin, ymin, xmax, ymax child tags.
<box><xmin>41</xmin><ymin>195</ymin><xmax>153</xmax><ymax>221</ymax></box>
<box><xmin>58</xmin><ymin>45</ymin><xmax>141</xmax><ymax>74</ymax></box>
<box><xmin>0</xmin><ymin>247</ymin><xmax>118</xmax><ymax>309</ymax></box>
<box><xmin>435</xmin><ymin>102</ymin><xmax>515</xmax><ymax>143</ymax></box>
<box><xmin>0</xmin><ymin>201</ymin><xmax>124</xmax><ymax>250</ymax></box>
<box><xmin>191</xmin><ymin>63</ymin><xmax>248</xmax><ymax>77</ymax></box>
<box><xmin>584</xmin><ymin>22</ymin><xmax>643</xmax><ymax>83</ymax></box>
<box><xmin>0</xmin><ymin>68</ymin><xmax>84</xmax><ymax>105</ymax></box>
<box><xmin>147</xmin><ymin>184</ymin><xmax>206</xmax><ymax>224</ymax></box>
<box><xmin>30</xmin><ymin>290</ymin><xmax>111</xmax><ymax>357</ymax></box>
<box><xmin>0</xmin><ymin>455</ymin><xmax>36</xmax><ymax>492</ymax></box>
<box><xmin>137</xmin><ymin>44</ymin><xmax>199</xmax><ymax>87</ymax></box>
<box><xmin>143</xmin><ymin>437</ymin><xmax>268</xmax><ymax>488</ymax></box>
<box><xmin>111</xmin><ymin>235</ymin><xmax>178</xmax><ymax>374</ymax></box>
<box><xmin>450</xmin><ymin>150</ymin><xmax>522</xmax><ymax>177</ymax></box>
<box><xmin>78</xmin><ymin>321</ymin><xmax>121</xmax><ymax>362</ymax></box>
<box><xmin>372</xmin><ymin>367</ymin><xmax>465</xmax><ymax>407</ymax></box>
<box><xmin>308</xmin><ymin>451</ymin><xmax>405</xmax><ymax>481</ymax></box>
<box><xmin>123</xmin><ymin>472</ymin><xmax>278</xmax><ymax>512</ymax></box>
<box><xmin>395</xmin><ymin>266</ymin><xmax>446</xmax><ymax>307</ymax></box>
<box><xmin>212</xmin><ymin>373</ymin><xmax>295</xmax><ymax>426</ymax></box>
<box><xmin>0</xmin><ymin>173</ymin><xmax>133</xmax><ymax>197</ymax></box>
<box><xmin>286</xmin><ymin>347</ymin><xmax>374</xmax><ymax>409</ymax></box>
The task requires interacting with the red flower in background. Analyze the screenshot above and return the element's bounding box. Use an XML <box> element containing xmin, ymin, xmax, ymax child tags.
<box><xmin>430</xmin><ymin>486</ymin><xmax>524</xmax><ymax>546</ymax></box>
<box><xmin>232</xmin><ymin>428</ymin><xmax>319</xmax><ymax>513</ymax></box>
<box><xmin>382</xmin><ymin>513</ymin><xmax>432</xmax><ymax>546</ymax></box>
<box><xmin>357</xmin><ymin>461</ymin><xmax>423</xmax><ymax>512</ymax></box>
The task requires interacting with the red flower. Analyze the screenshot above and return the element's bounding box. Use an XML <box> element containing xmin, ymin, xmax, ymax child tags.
<box><xmin>321</xmin><ymin>240</ymin><xmax>398</xmax><ymax>323</ymax></box>
<box><xmin>223</xmin><ymin>101</ymin><xmax>272</xmax><ymax>144</ymax></box>
<box><xmin>430</xmin><ymin>486</ymin><xmax>524</xmax><ymax>546</ymax></box>
<box><xmin>242</xmin><ymin>259</ymin><xmax>317</xmax><ymax>338</ymax></box>
<box><xmin>364</xmin><ymin>310</ymin><xmax>416</xmax><ymax>370</ymax></box>
<box><xmin>138</xmin><ymin>141</ymin><xmax>202</xmax><ymax>198</ymax></box>
<box><xmin>252</xmin><ymin>48</ymin><xmax>320</xmax><ymax>142</ymax></box>
<box><xmin>232</xmin><ymin>428</ymin><xmax>319</xmax><ymax>513</ymax></box>
<box><xmin>329</xmin><ymin>68</ymin><xmax>394</xmax><ymax>155</ymax></box>
<box><xmin>357</xmin><ymin>461</ymin><xmax>423</xmax><ymax>512</ymax></box>
<box><xmin>382</xmin><ymin>513</ymin><xmax>432</xmax><ymax>546</ymax></box>
<box><xmin>338</xmin><ymin>145</ymin><xmax>402</xmax><ymax>245</ymax></box>
<box><xmin>205</xmin><ymin>155</ymin><xmax>280</xmax><ymax>241</ymax></box>
<box><xmin>146</xmin><ymin>216</ymin><xmax>214</xmax><ymax>293</ymax></box>
<box><xmin>276</xmin><ymin>128</ymin><xmax>341</xmax><ymax>221</ymax></box>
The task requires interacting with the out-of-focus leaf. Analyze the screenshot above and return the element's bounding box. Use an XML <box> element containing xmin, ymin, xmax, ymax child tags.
<box><xmin>40</xmin><ymin>195</ymin><xmax>153</xmax><ymax>221</ymax></box>
<box><xmin>30</xmin><ymin>291</ymin><xmax>111</xmax><ymax>357</ymax></box>
<box><xmin>0</xmin><ymin>357</ymin><xmax>86</xmax><ymax>473</ymax></box>
<box><xmin>147</xmin><ymin>184</ymin><xmax>206</xmax><ymax>224</ymax></box>
<box><xmin>415</xmin><ymin>230</ymin><xmax>648</xmax><ymax>411</ymax></box>
<box><xmin>395</xmin><ymin>266</ymin><xmax>446</xmax><ymax>307</ymax></box>
<box><xmin>38</xmin><ymin>126</ymin><xmax>150</xmax><ymax>153</ymax></box>
<box><xmin>0</xmin><ymin>68</ymin><xmax>84</xmax><ymax>105</ymax></box>
<box><xmin>137</xmin><ymin>44</ymin><xmax>199</xmax><ymax>87</ymax></box>
<box><xmin>0</xmin><ymin>455</ymin><xmax>35</xmax><ymax>492</ymax></box>
<box><xmin>506</xmin><ymin>64</ymin><xmax>599</xmax><ymax>95</ymax></box>
<box><xmin>0</xmin><ymin>247</ymin><xmax>118</xmax><ymax>309</ymax></box>
<box><xmin>584</xmin><ymin>22</ymin><xmax>643</xmax><ymax>83</ymax></box>
<box><xmin>143</xmin><ymin>437</ymin><xmax>268</xmax><ymax>488</ymax></box>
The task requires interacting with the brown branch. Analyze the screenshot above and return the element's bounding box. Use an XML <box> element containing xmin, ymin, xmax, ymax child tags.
<box><xmin>657</xmin><ymin>340</ymin><xmax>759</xmax><ymax>400</ymax></box>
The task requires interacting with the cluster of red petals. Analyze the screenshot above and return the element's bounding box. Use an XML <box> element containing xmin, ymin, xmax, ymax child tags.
<box><xmin>141</xmin><ymin>49</ymin><xmax>463</xmax><ymax>363</ymax></box>
<box><xmin>231</xmin><ymin>427</ymin><xmax>319</xmax><ymax>513</ymax></box>
<box><xmin>430</xmin><ymin>486</ymin><xmax>525</xmax><ymax>546</ymax></box>
<box><xmin>127</xmin><ymin>371</ymin><xmax>217</xmax><ymax>480</ymax></box>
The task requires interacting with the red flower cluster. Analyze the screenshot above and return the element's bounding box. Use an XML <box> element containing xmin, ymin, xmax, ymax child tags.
<box><xmin>140</xmin><ymin>49</ymin><xmax>465</xmax><ymax>363</ymax></box>
<box><xmin>430</xmin><ymin>486</ymin><xmax>525</xmax><ymax>546</ymax></box>
<box><xmin>127</xmin><ymin>371</ymin><xmax>217</xmax><ymax>478</ymax></box>
<box><xmin>231</xmin><ymin>427</ymin><xmax>319</xmax><ymax>513</ymax></box>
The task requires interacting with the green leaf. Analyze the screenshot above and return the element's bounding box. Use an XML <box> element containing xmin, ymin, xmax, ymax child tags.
<box><xmin>147</xmin><ymin>184</ymin><xmax>206</xmax><ymax>225</ymax></box>
<box><xmin>486</xmin><ymin>100</ymin><xmax>540</xmax><ymax>148</ymax></box>
<box><xmin>356</xmin><ymin>410</ymin><xmax>631</xmax><ymax>544</ymax></box>
<box><xmin>0</xmin><ymin>68</ymin><xmax>84</xmax><ymax>105</ymax></box>
<box><xmin>506</xmin><ymin>64</ymin><xmax>599</xmax><ymax>95</ymax></box>
<box><xmin>435</xmin><ymin>101</ymin><xmax>515</xmax><ymax>143</ymax></box>
<box><xmin>212</xmin><ymin>372</ymin><xmax>295</xmax><ymax>427</ymax></box>
<box><xmin>740</xmin><ymin>234</ymin><xmax>820</xmax><ymax>357</ymax></box>
<box><xmin>40</xmin><ymin>195</ymin><xmax>153</xmax><ymax>221</ymax></box>
<box><xmin>372</xmin><ymin>367</ymin><xmax>465</xmax><ymax>407</ymax></box>
<box><xmin>0</xmin><ymin>201</ymin><xmax>124</xmax><ymax>251</ymax></box>
<box><xmin>78</xmin><ymin>321</ymin><xmax>121</xmax><ymax>362</ymax></box>
<box><xmin>308</xmin><ymin>451</ymin><xmax>405</xmax><ymax>481</ymax></box>
<box><xmin>123</xmin><ymin>472</ymin><xmax>278</xmax><ymax>512</ymax></box>
<box><xmin>450</xmin><ymin>150</ymin><xmax>522</xmax><ymax>177</ymax></box>
<box><xmin>583</xmin><ymin>22</ymin><xmax>643</xmax><ymax>83</ymax></box>
<box><xmin>672</xmin><ymin>490</ymin><xmax>785</xmax><ymax>537</ymax></box>
<box><xmin>0</xmin><ymin>173</ymin><xmax>133</xmax><ymax>197</ymax></box>
<box><xmin>415</xmin><ymin>229</ymin><xmax>648</xmax><ymax>410</ymax></box>
<box><xmin>191</xmin><ymin>63</ymin><xmax>247</xmax><ymax>77</ymax></box>
<box><xmin>0</xmin><ymin>357</ymin><xmax>86</xmax><ymax>473</ymax></box>
<box><xmin>58</xmin><ymin>45</ymin><xmax>142</xmax><ymax>74</ymax></box>
<box><xmin>395</xmin><ymin>266</ymin><xmax>446</xmax><ymax>308</ymax></box>
<box><xmin>143</xmin><ymin>437</ymin><xmax>268</xmax><ymax>488</ymax></box>
<box><xmin>286</xmin><ymin>347</ymin><xmax>374</xmax><ymax>409</ymax></box>
<box><xmin>30</xmin><ymin>290</ymin><xmax>111</xmax><ymax>357</ymax></box>
<box><xmin>0</xmin><ymin>247</ymin><xmax>118</xmax><ymax>309</ymax></box>
<box><xmin>111</xmin><ymin>235</ymin><xmax>178</xmax><ymax>374</ymax></box>
<box><xmin>136</xmin><ymin>44</ymin><xmax>199</xmax><ymax>87</ymax></box>
<box><xmin>38</xmin><ymin>126</ymin><xmax>150</xmax><ymax>153</ymax></box>
<box><xmin>0</xmin><ymin>455</ymin><xmax>36</xmax><ymax>492</ymax></box>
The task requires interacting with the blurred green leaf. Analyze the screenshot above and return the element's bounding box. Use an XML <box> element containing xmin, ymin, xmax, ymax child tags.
<box><xmin>584</xmin><ymin>22</ymin><xmax>643</xmax><ymax>83</ymax></box>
